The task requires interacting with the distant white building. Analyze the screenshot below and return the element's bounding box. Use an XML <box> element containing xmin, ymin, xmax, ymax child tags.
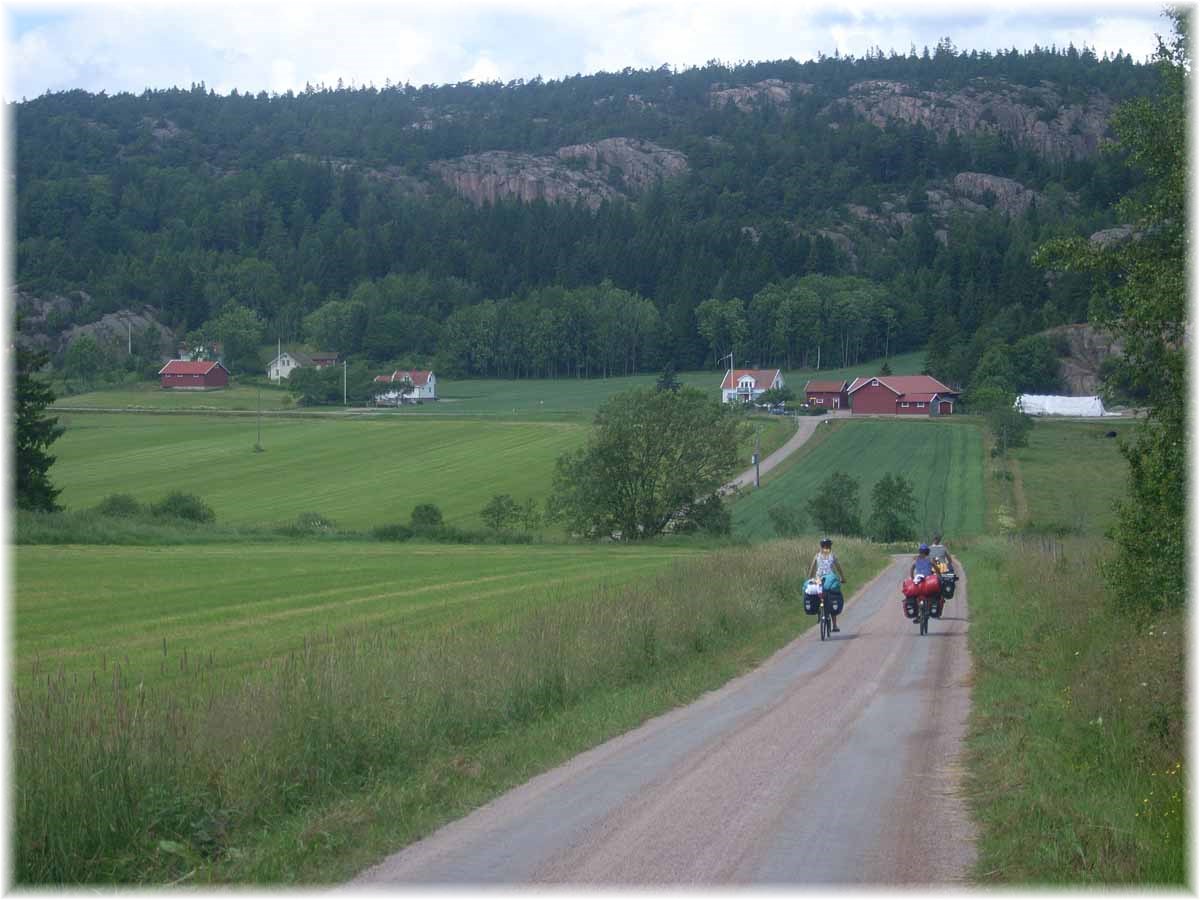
<box><xmin>373</xmin><ymin>369</ymin><xmax>437</xmax><ymax>404</ymax></box>
<box><xmin>721</xmin><ymin>368</ymin><xmax>783</xmax><ymax>404</ymax></box>
<box><xmin>267</xmin><ymin>349</ymin><xmax>338</xmax><ymax>382</ymax></box>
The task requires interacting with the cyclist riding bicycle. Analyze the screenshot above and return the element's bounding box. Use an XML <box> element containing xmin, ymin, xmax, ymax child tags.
<box><xmin>928</xmin><ymin>533</ymin><xmax>956</xmax><ymax>575</ymax></box>
<box><xmin>808</xmin><ymin>537</ymin><xmax>847</xmax><ymax>632</ymax></box>
<box><xmin>910</xmin><ymin>543</ymin><xmax>934</xmax><ymax>581</ymax></box>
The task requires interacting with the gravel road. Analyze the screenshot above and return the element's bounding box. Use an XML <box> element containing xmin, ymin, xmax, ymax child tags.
<box><xmin>724</xmin><ymin>411</ymin><xmax>847</xmax><ymax>493</ymax></box>
<box><xmin>349</xmin><ymin>555</ymin><xmax>977</xmax><ymax>888</ymax></box>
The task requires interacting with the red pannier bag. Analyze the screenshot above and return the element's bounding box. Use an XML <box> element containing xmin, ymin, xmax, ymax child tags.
<box><xmin>901</xmin><ymin>575</ymin><xmax>941</xmax><ymax>599</ymax></box>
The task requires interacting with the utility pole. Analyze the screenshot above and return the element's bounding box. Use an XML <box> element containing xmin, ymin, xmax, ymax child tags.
<box><xmin>255</xmin><ymin>386</ymin><xmax>263</xmax><ymax>451</ymax></box>
<box><xmin>754</xmin><ymin>424</ymin><xmax>761</xmax><ymax>488</ymax></box>
<box><xmin>343</xmin><ymin>360</ymin><xmax>347</xmax><ymax>406</ymax></box>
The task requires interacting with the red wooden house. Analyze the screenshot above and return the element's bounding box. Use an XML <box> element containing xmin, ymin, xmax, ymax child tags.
<box><xmin>159</xmin><ymin>359</ymin><xmax>230</xmax><ymax>390</ymax></box>
<box><xmin>846</xmin><ymin>375</ymin><xmax>958</xmax><ymax>416</ymax></box>
<box><xmin>804</xmin><ymin>379</ymin><xmax>849</xmax><ymax>410</ymax></box>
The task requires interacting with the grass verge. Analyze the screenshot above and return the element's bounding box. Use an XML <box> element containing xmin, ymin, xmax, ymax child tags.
<box><xmin>960</xmin><ymin>535</ymin><xmax>1184</xmax><ymax>884</ymax></box>
<box><xmin>15</xmin><ymin>537</ymin><xmax>887</xmax><ymax>884</ymax></box>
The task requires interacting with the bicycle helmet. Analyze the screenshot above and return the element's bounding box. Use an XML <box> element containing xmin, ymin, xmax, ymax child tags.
<box><xmin>918</xmin><ymin>543</ymin><xmax>930</xmax><ymax>553</ymax></box>
<box><xmin>819</xmin><ymin>537</ymin><xmax>832</xmax><ymax>548</ymax></box>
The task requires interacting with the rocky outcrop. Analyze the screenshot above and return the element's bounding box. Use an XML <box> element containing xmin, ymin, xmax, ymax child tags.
<box><xmin>952</xmin><ymin>172</ymin><xmax>1039</xmax><ymax>216</ymax></box>
<box><xmin>839</xmin><ymin>79</ymin><xmax>1113</xmax><ymax>162</ymax></box>
<box><xmin>709</xmin><ymin>79</ymin><xmax>812</xmax><ymax>111</ymax></box>
<box><xmin>1046</xmin><ymin>323</ymin><xmax>1124</xmax><ymax>395</ymax></box>
<box><xmin>430</xmin><ymin>137</ymin><xmax>688</xmax><ymax>209</ymax></box>
<box><xmin>1089</xmin><ymin>224</ymin><xmax>1135</xmax><ymax>248</ymax></box>
<box><xmin>15</xmin><ymin>290</ymin><xmax>173</xmax><ymax>358</ymax></box>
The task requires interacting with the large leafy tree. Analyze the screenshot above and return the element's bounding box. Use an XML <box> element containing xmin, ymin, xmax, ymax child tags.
<box><xmin>1036</xmin><ymin>11</ymin><xmax>1187</xmax><ymax>612</ymax></box>
<box><xmin>14</xmin><ymin>346</ymin><xmax>65</xmax><ymax>511</ymax></box>
<box><xmin>548</xmin><ymin>386</ymin><xmax>746</xmax><ymax>540</ymax></box>
<box><xmin>808</xmin><ymin>471</ymin><xmax>863</xmax><ymax>537</ymax></box>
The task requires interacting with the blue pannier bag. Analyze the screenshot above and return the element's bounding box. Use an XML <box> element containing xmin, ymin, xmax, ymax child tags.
<box><xmin>822</xmin><ymin>571</ymin><xmax>841</xmax><ymax>592</ymax></box>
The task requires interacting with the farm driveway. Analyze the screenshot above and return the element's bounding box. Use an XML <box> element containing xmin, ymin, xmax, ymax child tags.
<box><xmin>349</xmin><ymin>555</ymin><xmax>976</xmax><ymax>887</ymax></box>
<box><xmin>725</xmin><ymin>410</ymin><xmax>849</xmax><ymax>492</ymax></box>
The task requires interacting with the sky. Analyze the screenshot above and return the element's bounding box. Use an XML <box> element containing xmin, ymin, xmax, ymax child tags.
<box><xmin>1</xmin><ymin>0</ymin><xmax>1173</xmax><ymax>102</ymax></box>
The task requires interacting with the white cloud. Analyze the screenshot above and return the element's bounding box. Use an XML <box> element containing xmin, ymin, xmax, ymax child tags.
<box><xmin>3</xmin><ymin>0</ymin><xmax>1168</xmax><ymax>101</ymax></box>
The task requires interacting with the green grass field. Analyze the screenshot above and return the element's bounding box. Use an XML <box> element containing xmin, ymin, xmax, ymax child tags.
<box><xmin>54</xmin><ymin>382</ymin><xmax>297</xmax><ymax>411</ymax></box>
<box><xmin>1010</xmin><ymin>419</ymin><xmax>1134</xmax><ymax>536</ymax></box>
<box><xmin>14</xmin><ymin>541</ymin><xmax>701</xmax><ymax>692</ymax></box>
<box><xmin>50</xmin><ymin>412</ymin><xmax>586</xmax><ymax>528</ymax></box>
<box><xmin>52</xmin><ymin>351</ymin><xmax>926</xmax><ymax>419</ymax></box>
<box><xmin>732</xmin><ymin>417</ymin><xmax>985</xmax><ymax>540</ymax></box>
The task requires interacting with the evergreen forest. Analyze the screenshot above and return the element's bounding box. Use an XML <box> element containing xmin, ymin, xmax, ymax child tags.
<box><xmin>13</xmin><ymin>41</ymin><xmax>1161</xmax><ymax>396</ymax></box>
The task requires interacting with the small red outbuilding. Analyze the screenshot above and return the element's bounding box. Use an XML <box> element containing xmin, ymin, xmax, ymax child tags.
<box><xmin>158</xmin><ymin>359</ymin><xmax>230</xmax><ymax>390</ymax></box>
<box><xmin>804</xmin><ymin>379</ymin><xmax>849</xmax><ymax>410</ymax></box>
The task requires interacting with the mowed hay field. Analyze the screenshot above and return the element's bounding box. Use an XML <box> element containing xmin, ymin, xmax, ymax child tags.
<box><xmin>14</xmin><ymin>541</ymin><xmax>702</xmax><ymax>693</ymax></box>
<box><xmin>732</xmin><ymin>417</ymin><xmax>985</xmax><ymax>540</ymax></box>
<box><xmin>49</xmin><ymin>412</ymin><xmax>586</xmax><ymax>529</ymax></box>
<box><xmin>1009</xmin><ymin>419</ymin><xmax>1134</xmax><ymax>535</ymax></box>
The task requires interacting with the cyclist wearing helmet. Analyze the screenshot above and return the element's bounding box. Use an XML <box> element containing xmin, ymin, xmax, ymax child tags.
<box><xmin>910</xmin><ymin>543</ymin><xmax>934</xmax><ymax>580</ymax></box>
<box><xmin>808</xmin><ymin>537</ymin><xmax>847</xmax><ymax>632</ymax></box>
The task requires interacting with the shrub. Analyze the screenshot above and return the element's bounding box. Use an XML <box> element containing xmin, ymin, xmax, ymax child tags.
<box><xmin>372</xmin><ymin>523</ymin><xmax>415</xmax><ymax>542</ymax></box>
<box><xmin>283</xmin><ymin>512</ymin><xmax>336</xmax><ymax>535</ymax></box>
<box><xmin>94</xmin><ymin>494</ymin><xmax>144</xmax><ymax>518</ymax></box>
<box><xmin>151</xmin><ymin>492</ymin><xmax>215</xmax><ymax>524</ymax></box>
<box><xmin>410</xmin><ymin>503</ymin><xmax>444</xmax><ymax>528</ymax></box>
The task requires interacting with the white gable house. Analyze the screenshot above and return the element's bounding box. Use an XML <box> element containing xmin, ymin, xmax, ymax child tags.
<box><xmin>374</xmin><ymin>369</ymin><xmax>437</xmax><ymax>404</ymax></box>
<box><xmin>268</xmin><ymin>349</ymin><xmax>338</xmax><ymax>382</ymax></box>
<box><xmin>721</xmin><ymin>368</ymin><xmax>784</xmax><ymax>404</ymax></box>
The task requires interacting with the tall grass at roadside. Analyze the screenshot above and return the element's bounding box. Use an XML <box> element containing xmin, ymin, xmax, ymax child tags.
<box><xmin>961</xmin><ymin>535</ymin><xmax>1184</xmax><ymax>884</ymax></box>
<box><xmin>15</xmin><ymin>538</ymin><xmax>883</xmax><ymax>884</ymax></box>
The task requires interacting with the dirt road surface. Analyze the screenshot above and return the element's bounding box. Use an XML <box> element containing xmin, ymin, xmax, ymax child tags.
<box><xmin>349</xmin><ymin>556</ymin><xmax>977</xmax><ymax>888</ymax></box>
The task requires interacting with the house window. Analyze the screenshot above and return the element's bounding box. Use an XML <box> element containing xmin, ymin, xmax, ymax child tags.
<box><xmin>900</xmin><ymin>401</ymin><xmax>910</xmax><ymax>408</ymax></box>
<box><xmin>871</xmin><ymin>379</ymin><xmax>879</xmax><ymax>386</ymax></box>
<box><xmin>817</xmin><ymin>397</ymin><xmax>825</xmax><ymax>404</ymax></box>
<box><xmin>916</xmin><ymin>402</ymin><xmax>926</xmax><ymax>408</ymax></box>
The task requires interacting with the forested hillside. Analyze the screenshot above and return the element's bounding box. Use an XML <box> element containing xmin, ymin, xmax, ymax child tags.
<box><xmin>13</xmin><ymin>42</ymin><xmax>1159</xmax><ymax>393</ymax></box>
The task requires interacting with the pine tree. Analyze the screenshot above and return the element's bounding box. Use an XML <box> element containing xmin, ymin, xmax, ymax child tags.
<box><xmin>14</xmin><ymin>346</ymin><xmax>64</xmax><ymax>512</ymax></box>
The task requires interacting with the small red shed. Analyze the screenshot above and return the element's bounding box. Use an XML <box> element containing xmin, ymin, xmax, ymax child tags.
<box><xmin>804</xmin><ymin>379</ymin><xmax>849</xmax><ymax>410</ymax></box>
<box><xmin>159</xmin><ymin>359</ymin><xmax>230</xmax><ymax>390</ymax></box>
<box><xmin>846</xmin><ymin>375</ymin><xmax>958</xmax><ymax>416</ymax></box>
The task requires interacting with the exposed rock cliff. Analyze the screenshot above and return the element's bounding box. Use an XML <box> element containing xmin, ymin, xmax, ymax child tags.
<box><xmin>709</xmin><ymin>79</ymin><xmax>812</xmax><ymax>111</ymax></box>
<box><xmin>430</xmin><ymin>137</ymin><xmax>688</xmax><ymax>208</ymax></box>
<box><xmin>952</xmin><ymin>172</ymin><xmax>1040</xmax><ymax>216</ymax></box>
<box><xmin>1047</xmin><ymin>323</ymin><xmax>1124</xmax><ymax>395</ymax></box>
<box><xmin>839</xmin><ymin>79</ymin><xmax>1112</xmax><ymax>162</ymax></box>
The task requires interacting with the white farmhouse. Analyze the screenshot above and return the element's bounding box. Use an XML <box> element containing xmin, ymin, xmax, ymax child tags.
<box><xmin>267</xmin><ymin>349</ymin><xmax>338</xmax><ymax>382</ymax></box>
<box><xmin>374</xmin><ymin>369</ymin><xmax>437</xmax><ymax>404</ymax></box>
<box><xmin>721</xmin><ymin>368</ymin><xmax>784</xmax><ymax>404</ymax></box>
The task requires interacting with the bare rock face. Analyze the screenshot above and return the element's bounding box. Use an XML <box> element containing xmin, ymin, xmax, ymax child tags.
<box><xmin>709</xmin><ymin>79</ymin><xmax>812</xmax><ymax>111</ymax></box>
<box><xmin>840</xmin><ymin>79</ymin><xmax>1112</xmax><ymax>162</ymax></box>
<box><xmin>1046</xmin><ymin>323</ymin><xmax>1124</xmax><ymax>395</ymax></box>
<box><xmin>431</xmin><ymin>137</ymin><xmax>688</xmax><ymax>209</ymax></box>
<box><xmin>952</xmin><ymin>172</ymin><xmax>1039</xmax><ymax>216</ymax></box>
<box><xmin>1089</xmin><ymin>224</ymin><xmax>1135</xmax><ymax>248</ymax></box>
<box><xmin>15</xmin><ymin>290</ymin><xmax>175</xmax><ymax>359</ymax></box>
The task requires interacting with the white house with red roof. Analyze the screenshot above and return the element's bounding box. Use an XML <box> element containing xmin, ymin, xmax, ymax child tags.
<box><xmin>721</xmin><ymin>368</ymin><xmax>784</xmax><ymax>404</ymax></box>
<box><xmin>158</xmin><ymin>359</ymin><xmax>230</xmax><ymax>390</ymax></box>
<box><xmin>373</xmin><ymin>369</ymin><xmax>437</xmax><ymax>404</ymax></box>
<box><xmin>845</xmin><ymin>374</ymin><xmax>959</xmax><ymax>416</ymax></box>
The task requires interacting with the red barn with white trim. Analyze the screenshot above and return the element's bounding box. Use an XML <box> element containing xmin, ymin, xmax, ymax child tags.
<box><xmin>158</xmin><ymin>359</ymin><xmax>230</xmax><ymax>390</ymax></box>
<box><xmin>846</xmin><ymin>375</ymin><xmax>958</xmax><ymax>416</ymax></box>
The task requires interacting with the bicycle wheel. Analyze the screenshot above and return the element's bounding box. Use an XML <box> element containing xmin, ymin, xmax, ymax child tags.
<box><xmin>919</xmin><ymin>601</ymin><xmax>928</xmax><ymax>636</ymax></box>
<box><xmin>820</xmin><ymin>607</ymin><xmax>828</xmax><ymax>641</ymax></box>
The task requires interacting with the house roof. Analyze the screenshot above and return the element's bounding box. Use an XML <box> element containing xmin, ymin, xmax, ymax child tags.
<box><xmin>309</xmin><ymin>352</ymin><xmax>338</xmax><ymax>362</ymax></box>
<box><xmin>721</xmin><ymin>369</ymin><xmax>781</xmax><ymax>390</ymax></box>
<box><xmin>374</xmin><ymin>369</ymin><xmax>433</xmax><ymax>387</ymax></box>
<box><xmin>847</xmin><ymin>374</ymin><xmax>957</xmax><ymax>396</ymax></box>
<box><xmin>277</xmin><ymin>350</ymin><xmax>315</xmax><ymax>367</ymax></box>
<box><xmin>804</xmin><ymin>380</ymin><xmax>847</xmax><ymax>393</ymax></box>
<box><xmin>159</xmin><ymin>359</ymin><xmax>226</xmax><ymax>376</ymax></box>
